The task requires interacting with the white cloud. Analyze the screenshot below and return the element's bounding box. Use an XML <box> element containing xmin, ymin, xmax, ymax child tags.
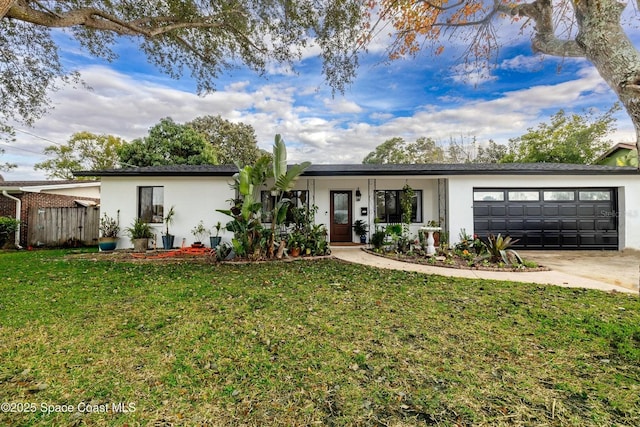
<box><xmin>450</xmin><ymin>63</ymin><xmax>497</xmax><ymax>86</ymax></box>
<box><xmin>323</xmin><ymin>98</ymin><xmax>363</xmax><ymax>114</ymax></box>
<box><xmin>1</xmin><ymin>62</ymin><xmax>631</xmax><ymax>181</ymax></box>
<box><xmin>500</xmin><ymin>55</ymin><xmax>545</xmax><ymax>71</ymax></box>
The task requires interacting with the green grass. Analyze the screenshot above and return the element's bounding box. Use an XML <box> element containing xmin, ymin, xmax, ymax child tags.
<box><xmin>0</xmin><ymin>249</ymin><xmax>639</xmax><ymax>426</ymax></box>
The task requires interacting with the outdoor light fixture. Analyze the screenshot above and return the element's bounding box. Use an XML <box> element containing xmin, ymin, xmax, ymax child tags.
<box><xmin>355</xmin><ymin>188</ymin><xmax>362</xmax><ymax>201</ymax></box>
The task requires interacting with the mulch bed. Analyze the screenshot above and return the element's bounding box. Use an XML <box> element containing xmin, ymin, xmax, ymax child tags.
<box><xmin>363</xmin><ymin>248</ymin><xmax>550</xmax><ymax>272</ymax></box>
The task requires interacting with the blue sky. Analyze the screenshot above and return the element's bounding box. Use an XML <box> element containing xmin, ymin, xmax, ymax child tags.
<box><xmin>2</xmin><ymin>10</ymin><xmax>637</xmax><ymax>180</ymax></box>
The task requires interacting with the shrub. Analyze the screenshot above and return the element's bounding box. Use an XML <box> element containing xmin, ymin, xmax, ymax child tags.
<box><xmin>0</xmin><ymin>216</ymin><xmax>19</xmax><ymax>247</ymax></box>
<box><xmin>99</xmin><ymin>213</ymin><xmax>119</xmax><ymax>238</ymax></box>
<box><xmin>482</xmin><ymin>234</ymin><xmax>523</xmax><ymax>266</ymax></box>
<box><xmin>371</xmin><ymin>230</ymin><xmax>387</xmax><ymax>249</ymax></box>
<box><xmin>126</xmin><ymin>218</ymin><xmax>153</xmax><ymax>239</ymax></box>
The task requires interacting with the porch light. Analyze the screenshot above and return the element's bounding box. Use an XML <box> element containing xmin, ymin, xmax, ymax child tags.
<box><xmin>355</xmin><ymin>188</ymin><xmax>362</xmax><ymax>201</ymax></box>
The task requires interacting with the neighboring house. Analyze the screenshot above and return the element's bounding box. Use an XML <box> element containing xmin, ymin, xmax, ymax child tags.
<box><xmin>77</xmin><ymin>163</ymin><xmax>640</xmax><ymax>251</ymax></box>
<box><xmin>597</xmin><ymin>143</ymin><xmax>638</xmax><ymax>166</ymax></box>
<box><xmin>0</xmin><ymin>180</ymin><xmax>101</xmax><ymax>246</ymax></box>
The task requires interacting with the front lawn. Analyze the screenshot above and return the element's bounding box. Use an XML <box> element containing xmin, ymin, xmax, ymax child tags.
<box><xmin>0</xmin><ymin>250</ymin><xmax>638</xmax><ymax>426</ymax></box>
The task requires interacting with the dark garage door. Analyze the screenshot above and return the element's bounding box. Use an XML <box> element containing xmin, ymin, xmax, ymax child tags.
<box><xmin>473</xmin><ymin>188</ymin><xmax>618</xmax><ymax>249</ymax></box>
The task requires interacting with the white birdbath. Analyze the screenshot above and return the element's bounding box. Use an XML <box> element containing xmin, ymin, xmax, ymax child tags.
<box><xmin>420</xmin><ymin>226</ymin><xmax>442</xmax><ymax>255</ymax></box>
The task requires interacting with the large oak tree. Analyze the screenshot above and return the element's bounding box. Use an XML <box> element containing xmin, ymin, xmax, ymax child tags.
<box><xmin>0</xmin><ymin>0</ymin><xmax>363</xmax><ymax>129</ymax></box>
<box><xmin>374</xmin><ymin>0</ymin><xmax>640</xmax><ymax>165</ymax></box>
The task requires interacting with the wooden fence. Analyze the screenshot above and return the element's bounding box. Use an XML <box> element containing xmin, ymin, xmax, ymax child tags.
<box><xmin>28</xmin><ymin>206</ymin><xmax>100</xmax><ymax>247</ymax></box>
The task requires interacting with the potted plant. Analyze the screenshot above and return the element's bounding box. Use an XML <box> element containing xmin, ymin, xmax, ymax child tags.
<box><xmin>353</xmin><ymin>219</ymin><xmax>368</xmax><ymax>244</ymax></box>
<box><xmin>191</xmin><ymin>220</ymin><xmax>208</xmax><ymax>248</ymax></box>
<box><xmin>162</xmin><ymin>206</ymin><xmax>176</xmax><ymax>250</ymax></box>
<box><xmin>98</xmin><ymin>213</ymin><xmax>120</xmax><ymax>251</ymax></box>
<box><xmin>209</xmin><ymin>221</ymin><xmax>223</xmax><ymax>249</ymax></box>
<box><xmin>288</xmin><ymin>232</ymin><xmax>302</xmax><ymax>257</ymax></box>
<box><xmin>125</xmin><ymin>217</ymin><xmax>153</xmax><ymax>252</ymax></box>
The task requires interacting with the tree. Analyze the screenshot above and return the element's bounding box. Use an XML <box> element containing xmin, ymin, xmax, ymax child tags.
<box><xmin>0</xmin><ymin>1</ymin><xmax>362</xmax><ymax>134</ymax></box>
<box><xmin>118</xmin><ymin>117</ymin><xmax>217</xmax><ymax>167</ymax></box>
<box><xmin>1</xmin><ymin>125</ymin><xmax>17</xmax><ymax>171</ymax></box>
<box><xmin>6</xmin><ymin>1</ymin><xmax>640</xmax><ymax>167</ymax></box>
<box><xmin>474</xmin><ymin>140</ymin><xmax>508</xmax><ymax>164</ymax></box>
<box><xmin>34</xmin><ymin>131</ymin><xmax>125</xmax><ymax>179</ymax></box>
<box><xmin>363</xmin><ymin>137</ymin><xmax>446</xmax><ymax>164</ymax></box>
<box><xmin>617</xmin><ymin>151</ymin><xmax>639</xmax><ymax>167</ymax></box>
<box><xmin>372</xmin><ymin>0</ymin><xmax>640</xmax><ymax>166</ymax></box>
<box><xmin>187</xmin><ymin>115</ymin><xmax>265</xmax><ymax>166</ymax></box>
<box><xmin>500</xmin><ymin>105</ymin><xmax>618</xmax><ymax>164</ymax></box>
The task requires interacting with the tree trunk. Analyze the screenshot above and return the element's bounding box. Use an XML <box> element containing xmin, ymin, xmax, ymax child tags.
<box><xmin>573</xmin><ymin>0</ymin><xmax>640</xmax><ymax>168</ymax></box>
<box><xmin>0</xmin><ymin>0</ymin><xmax>16</xmax><ymax>19</ymax></box>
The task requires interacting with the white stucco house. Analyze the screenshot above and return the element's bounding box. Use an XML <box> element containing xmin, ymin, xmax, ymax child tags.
<box><xmin>77</xmin><ymin>163</ymin><xmax>640</xmax><ymax>251</ymax></box>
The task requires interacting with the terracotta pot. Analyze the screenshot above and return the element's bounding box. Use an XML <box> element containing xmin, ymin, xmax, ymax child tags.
<box><xmin>290</xmin><ymin>247</ymin><xmax>301</xmax><ymax>257</ymax></box>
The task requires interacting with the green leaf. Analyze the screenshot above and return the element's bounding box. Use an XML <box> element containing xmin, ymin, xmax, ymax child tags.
<box><xmin>273</xmin><ymin>134</ymin><xmax>287</xmax><ymax>180</ymax></box>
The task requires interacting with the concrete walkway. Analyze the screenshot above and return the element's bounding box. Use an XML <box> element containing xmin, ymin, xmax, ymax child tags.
<box><xmin>331</xmin><ymin>247</ymin><xmax>638</xmax><ymax>295</ymax></box>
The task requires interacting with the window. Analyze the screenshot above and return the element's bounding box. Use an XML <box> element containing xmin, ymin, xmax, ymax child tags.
<box><xmin>579</xmin><ymin>191</ymin><xmax>610</xmax><ymax>201</ymax></box>
<box><xmin>375</xmin><ymin>190</ymin><xmax>422</xmax><ymax>223</ymax></box>
<box><xmin>138</xmin><ymin>186</ymin><xmax>164</xmax><ymax>223</ymax></box>
<box><xmin>508</xmin><ymin>191</ymin><xmax>540</xmax><ymax>201</ymax></box>
<box><xmin>473</xmin><ymin>191</ymin><xmax>504</xmax><ymax>201</ymax></box>
<box><xmin>261</xmin><ymin>190</ymin><xmax>309</xmax><ymax>222</ymax></box>
<box><xmin>544</xmin><ymin>191</ymin><xmax>575</xmax><ymax>201</ymax></box>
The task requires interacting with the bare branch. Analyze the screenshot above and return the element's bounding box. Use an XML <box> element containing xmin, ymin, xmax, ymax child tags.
<box><xmin>416</xmin><ymin>0</ymin><xmax>466</xmax><ymax>12</ymax></box>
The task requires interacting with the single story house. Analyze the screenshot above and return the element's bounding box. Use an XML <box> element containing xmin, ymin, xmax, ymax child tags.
<box><xmin>0</xmin><ymin>180</ymin><xmax>101</xmax><ymax>247</ymax></box>
<box><xmin>77</xmin><ymin>163</ymin><xmax>640</xmax><ymax>251</ymax></box>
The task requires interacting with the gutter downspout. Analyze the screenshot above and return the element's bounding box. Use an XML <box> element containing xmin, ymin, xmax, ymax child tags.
<box><xmin>1</xmin><ymin>190</ymin><xmax>23</xmax><ymax>249</ymax></box>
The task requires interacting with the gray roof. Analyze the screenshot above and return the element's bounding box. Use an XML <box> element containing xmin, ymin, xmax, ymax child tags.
<box><xmin>74</xmin><ymin>163</ymin><xmax>640</xmax><ymax>177</ymax></box>
<box><xmin>0</xmin><ymin>180</ymin><xmax>98</xmax><ymax>188</ymax></box>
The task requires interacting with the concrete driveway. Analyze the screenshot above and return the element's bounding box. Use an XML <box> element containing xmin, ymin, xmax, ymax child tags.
<box><xmin>519</xmin><ymin>250</ymin><xmax>640</xmax><ymax>291</ymax></box>
<box><xmin>332</xmin><ymin>247</ymin><xmax>637</xmax><ymax>294</ymax></box>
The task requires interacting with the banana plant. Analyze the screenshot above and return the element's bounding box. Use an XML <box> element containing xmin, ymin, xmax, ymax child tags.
<box><xmin>268</xmin><ymin>134</ymin><xmax>310</xmax><ymax>257</ymax></box>
<box><xmin>217</xmin><ymin>157</ymin><xmax>271</xmax><ymax>259</ymax></box>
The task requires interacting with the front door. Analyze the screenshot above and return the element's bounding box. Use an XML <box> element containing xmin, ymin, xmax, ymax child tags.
<box><xmin>330</xmin><ymin>191</ymin><xmax>352</xmax><ymax>242</ymax></box>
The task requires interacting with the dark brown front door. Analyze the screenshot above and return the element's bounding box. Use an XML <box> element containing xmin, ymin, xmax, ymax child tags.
<box><xmin>330</xmin><ymin>191</ymin><xmax>352</xmax><ymax>242</ymax></box>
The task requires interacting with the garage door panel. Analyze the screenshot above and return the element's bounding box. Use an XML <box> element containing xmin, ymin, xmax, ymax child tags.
<box><xmin>578</xmin><ymin>220</ymin><xmax>595</xmax><ymax>231</ymax></box>
<box><xmin>543</xmin><ymin>220</ymin><xmax>560</xmax><ymax>230</ymax></box>
<box><xmin>523</xmin><ymin>233</ymin><xmax>543</xmax><ymax>247</ymax></box>
<box><xmin>562</xmin><ymin>235</ymin><xmax>579</xmax><ymax>247</ymax></box>
<box><xmin>543</xmin><ymin>234</ymin><xmax>561</xmax><ymax>247</ymax></box>
<box><xmin>474</xmin><ymin>188</ymin><xmax>618</xmax><ymax>250</ymax></box>
<box><xmin>526</xmin><ymin>206</ymin><xmax>542</xmax><ymax>216</ymax></box>
<box><xmin>508</xmin><ymin>206</ymin><xmax>524</xmax><ymax>216</ymax></box>
<box><xmin>560</xmin><ymin>206</ymin><xmax>578</xmax><ymax>216</ymax></box>
<box><xmin>524</xmin><ymin>219</ymin><xmax>543</xmax><ymax>230</ymax></box>
<box><xmin>596</xmin><ymin>219</ymin><xmax>615</xmax><ymax>230</ymax></box>
<box><xmin>507</xmin><ymin>219</ymin><xmax>525</xmax><ymax>230</ymax></box>
<box><xmin>474</xmin><ymin>206</ymin><xmax>490</xmax><ymax>216</ymax></box>
<box><xmin>490</xmin><ymin>206</ymin><xmax>506</xmax><ymax>216</ymax></box>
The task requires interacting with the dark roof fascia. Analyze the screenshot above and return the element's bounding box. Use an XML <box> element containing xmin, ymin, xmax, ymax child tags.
<box><xmin>74</xmin><ymin>166</ymin><xmax>238</xmax><ymax>177</ymax></box>
<box><xmin>300</xmin><ymin>164</ymin><xmax>640</xmax><ymax>176</ymax></box>
<box><xmin>75</xmin><ymin>163</ymin><xmax>640</xmax><ymax>177</ymax></box>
